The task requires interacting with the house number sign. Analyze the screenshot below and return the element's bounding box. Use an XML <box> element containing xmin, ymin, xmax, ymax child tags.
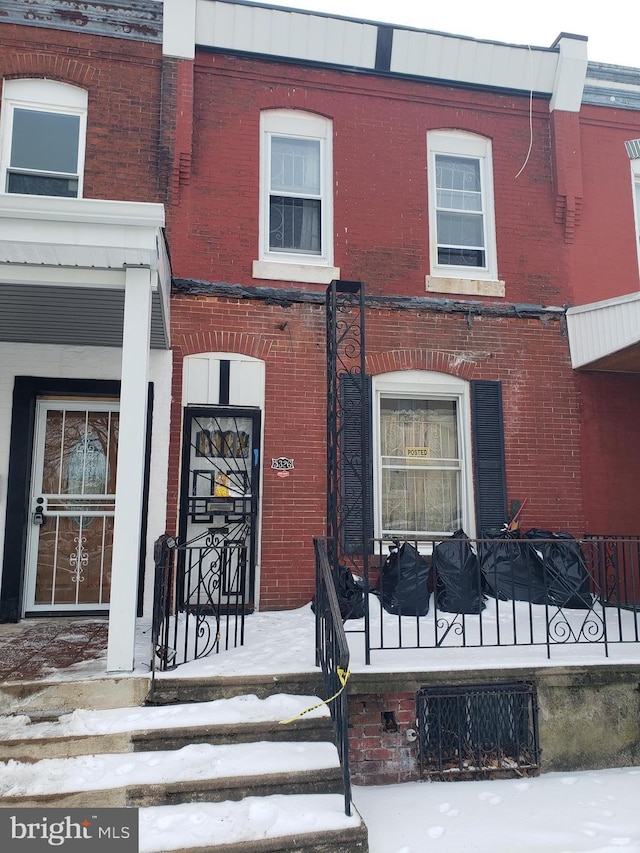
<box><xmin>271</xmin><ymin>457</ymin><xmax>294</xmax><ymax>470</ymax></box>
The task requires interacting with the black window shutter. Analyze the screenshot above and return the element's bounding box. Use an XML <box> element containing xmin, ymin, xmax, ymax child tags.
<box><xmin>471</xmin><ymin>380</ymin><xmax>508</xmax><ymax>533</ymax></box>
<box><xmin>340</xmin><ymin>373</ymin><xmax>373</xmax><ymax>555</ymax></box>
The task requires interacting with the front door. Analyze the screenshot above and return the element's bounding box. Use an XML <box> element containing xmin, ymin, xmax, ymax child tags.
<box><xmin>179</xmin><ymin>407</ymin><xmax>261</xmax><ymax>610</ymax></box>
<box><xmin>24</xmin><ymin>400</ymin><xmax>119</xmax><ymax>614</ymax></box>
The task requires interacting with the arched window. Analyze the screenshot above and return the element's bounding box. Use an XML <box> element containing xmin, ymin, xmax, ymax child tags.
<box><xmin>0</xmin><ymin>79</ymin><xmax>88</xmax><ymax>198</ymax></box>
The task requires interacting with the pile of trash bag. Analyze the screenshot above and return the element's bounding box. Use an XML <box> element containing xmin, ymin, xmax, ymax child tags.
<box><xmin>478</xmin><ymin>527</ymin><xmax>592</xmax><ymax>609</ymax></box>
<box><xmin>377</xmin><ymin>541</ymin><xmax>430</xmax><ymax>616</ymax></box>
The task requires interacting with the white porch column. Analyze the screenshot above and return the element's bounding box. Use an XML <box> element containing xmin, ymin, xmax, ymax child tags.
<box><xmin>107</xmin><ymin>266</ymin><xmax>152</xmax><ymax>672</ymax></box>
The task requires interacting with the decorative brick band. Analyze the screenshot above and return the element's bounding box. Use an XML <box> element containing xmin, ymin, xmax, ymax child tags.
<box><xmin>0</xmin><ymin>52</ymin><xmax>97</xmax><ymax>85</ymax></box>
<box><xmin>366</xmin><ymin>349</ymin><xmax>491</xmax><ymax>380</ymax></box>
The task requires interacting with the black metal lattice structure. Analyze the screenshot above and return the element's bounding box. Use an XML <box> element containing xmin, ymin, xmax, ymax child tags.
<box><xmin>325</xmin><ymin>280</ymin><xmax>371</xmax><ymax>660</ymax></box>
<box><xmin>417</xmin><ymin>682</ymin><xmax>540</xmax><ymax>780</ymax></box>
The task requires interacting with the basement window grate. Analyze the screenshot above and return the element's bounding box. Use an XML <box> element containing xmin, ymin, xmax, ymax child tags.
<box><xmin>417</xmin><ymin>682</ymin><xmax>540</xmax><ymax>780</ymax></box>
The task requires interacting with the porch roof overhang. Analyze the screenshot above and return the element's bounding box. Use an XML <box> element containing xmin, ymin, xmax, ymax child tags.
<box><xmin>566</xmin><ymin>291</ymin><xmax>640</xmax><ymax>372</ymax></box>
<box><xmin>0</xmin><ymin>195</ymin><xmax>171</xmax><ymax>349</ymax></box>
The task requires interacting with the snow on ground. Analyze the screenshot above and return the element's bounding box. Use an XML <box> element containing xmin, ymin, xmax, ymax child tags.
<box><xmin>353</xmin><ymin>768</ymin><xmax>640</xmax><ymax>853</ymax></box>
<box><xmin>3</xmin><ymin>600</ymin><xmax>640</xmax><ymax>851</ymax></box>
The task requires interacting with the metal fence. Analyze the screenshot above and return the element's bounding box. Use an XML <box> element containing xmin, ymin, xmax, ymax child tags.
<box><xmin>353</xmin><ymin>534</ymin><xmax>640</xmax><ymax>660</ymax></box>
<box><xmin>151</xmin><ymin>531</ymin><xmax>247</xmax><ymax>676</ymax></box>
<box><xmin>314</xmin><ymin>536</ymin><xmax>352</xmax><ymax>816</ymax></box>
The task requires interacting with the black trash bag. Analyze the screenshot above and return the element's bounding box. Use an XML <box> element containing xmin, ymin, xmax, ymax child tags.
<box><xmin>377</xmin><ymin>541</ymin><xmax>431</xmax><ymax>616</ymax></box>
<box><xmin>335</xmin><ymin>563</ymin><xmax>366</xmax><ymax>621</ymax></box>
<box><xmin>478</xmin><ymin>528</ymin><xmax>548</xmax><ymax>604</ymax></box>
<box><xmin>523</xmin><ymin>529</ymin><xmax>593</xmax><ymax>610</ymax></box>
<box><xmin>312</xmin><ymin>563</ymin><xmax>365</xmax><ymax>622</ymax></box>
<box><xmin>432</xmin><ymin>529</ymin><xmax>485</xmax><ymax>614</ymax></box>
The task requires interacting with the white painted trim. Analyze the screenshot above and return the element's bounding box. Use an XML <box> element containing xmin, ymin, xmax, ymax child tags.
<box><xmin>1</xmin><ymin>79</ymin><xmax>88</xmax><ymax>199</ymax></box>
<box><xmin>107</xmin><ymin>267</ymin><xmax>152</xmax><ymax>673</ymax></box>
<box><xmin>258</xmin><ymin>110</ymin><xmax>334</xmax><ymax>269</ymax></box>
<box><xmin>427</xmin><ymin>130</ymin><xmax>498</xmax><ymax>283</ymax></box>
<box><xmin>566</xmin><ymin>291</ymin><xmax>640</xmax><ymax>368</ymax></box>
<box><xmin>550</xmin><ymin>35</ymin><xmax>588</xmax><ymax>113</ymax></box>
<box><xmin>252</xmin><ymin>260</ymin><xmax>340</xmax><ymax>284</ymax></box>
<box><xmin>163</xmin><ymin>0</ymin><xmax>197</xmax><ymax>59</ymax></box>
<box><xmin>372</xmin><ymin>370</ymin><xmax>475</xmax><ymax>542</ymax></box>
<box><xmin>425</xmin><ymin>276</ymin><xmax>505</xmax><ymax>297</ymax></box>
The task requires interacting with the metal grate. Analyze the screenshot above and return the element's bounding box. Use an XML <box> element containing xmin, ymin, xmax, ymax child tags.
<box><xmin>417</xmin><ymin>682</ymin><xmax>540</xmax><ymax>780</ymax></box>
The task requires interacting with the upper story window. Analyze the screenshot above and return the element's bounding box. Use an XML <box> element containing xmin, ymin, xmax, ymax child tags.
<box><xmin>427</xmin><ymin>130</ymin><xmax>500</xmax><ymax>290</ymax></box>
<box><xmin>626</xmin><ymin>140</ymin><xmax>640</xmax><ymax>274</ymax></box>
<box><xmin>0</xmin><ymin>79</ymin><xmax>87</xmax><ymax>198</ymax></box>
<box><xmin>253</xmin><ymin>110</ymin><xmax>339</xmax><ymax>285</ymax></box>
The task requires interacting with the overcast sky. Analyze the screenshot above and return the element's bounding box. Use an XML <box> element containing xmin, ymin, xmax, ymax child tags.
<box><xmin>268</xmin><ymin>0</ymin><xmax>638</xmax><ymax>67</ymax></box>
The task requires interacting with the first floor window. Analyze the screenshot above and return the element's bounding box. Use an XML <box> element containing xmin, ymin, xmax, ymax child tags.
<box><xmin>374</xmin><ymin>371</ymin><xmax>474</xmax><ymax>540</ymax></box>
<box><xmin>1</xmin><ymin>79</ymin><xmax>87</xmax><ymax>198</ymax></box>
<box><xmin>380</xmin><ymin>396</ymin><xmax>462</xmax><ymax>536</ymax></box>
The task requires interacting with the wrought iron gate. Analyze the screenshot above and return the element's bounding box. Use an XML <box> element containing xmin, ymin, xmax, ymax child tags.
<box><xmin>152</xmin><ymin>407</ymin><xmax>260</xmax><ymax>671</ymax></box>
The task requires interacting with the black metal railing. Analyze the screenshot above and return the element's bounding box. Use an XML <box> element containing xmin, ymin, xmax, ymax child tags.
<box><xmin>358</xmin><ymin>534</ymin><xmax>640</xmax><ymax>660</ymax></box>
<box><xmin>314</xmin><ymin>536</ymin><xmax>352</xmax><ymax>816</ymax></box>
<box><xmin>151</xmin><ymin>530</ymin><xmax>247</xmax><ymax>677</ymax></box>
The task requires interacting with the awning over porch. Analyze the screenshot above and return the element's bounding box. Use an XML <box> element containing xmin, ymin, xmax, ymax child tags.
<box><xmin>0</xmin><ymin>194</ymin><xmax>171</xmax><ymax>349</ymax></box>
<box><xmin>566</xmin><ymin>291</ymin><xmax>640</xmax><ymax>372</ymax></box>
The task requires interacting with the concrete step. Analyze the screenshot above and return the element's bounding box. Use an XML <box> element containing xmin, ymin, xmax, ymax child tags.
<box><xmin>0</xmin><ymin>694</ymin><xmax>334</xmax><ymax>761</ymax></box>
<box><xmin>0</xmin><ymin>741</ymin><xmax>343</xmax><ymax>809</ymax></box>
<box><xmin>148</xmin><ymin>673</ymin><xmax>324</xmax><ymax>705</ymax></box>
<box><xmin>139</xmin><ymin>794</ymin><xmax>367</xmax><ymax>853</ymax></box>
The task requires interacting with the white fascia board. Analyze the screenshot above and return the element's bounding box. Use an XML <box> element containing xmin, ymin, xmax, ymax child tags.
<box><xmin>0</xmin><ymin>195</ymin><xmax>165</xmax><ymax>228</ymax></box>
<box><xmin>566</xmin><ymin>291</ymin><xmax>640</xmax><ymax>368</ymax></box>
<box><xmin>550</xmin><ymin>34</ymin><xmax>588</xmax><ymax>112</ymax></box>
<box><xmin>163</xmin><ymin>0</ymin><xmax>197</xmax><ymax>59</ymax></box>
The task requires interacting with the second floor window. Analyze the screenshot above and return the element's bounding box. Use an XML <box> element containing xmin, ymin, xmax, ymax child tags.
<box><xmin>1</xmin><ymin>79</ymin><xmax>87</xmax><ymax>198</ymax></box>
<box><xmin>428</xmin><ymin>130</ymin><xmax>498</xmax><ymax>281</ymax></box>
<box><xmin>260</xmin><ymin>110</ymin><xmax>333</xmax><ymax>267</ymax></box>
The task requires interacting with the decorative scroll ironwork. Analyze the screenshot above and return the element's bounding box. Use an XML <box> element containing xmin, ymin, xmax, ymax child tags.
<box><xmin>325</xmin><ymin>280</ymin><xmax>371</xmax><ymax>662</ymax></box>
<box><xmin>150</xmin><ymin>528</ymin><xmax>247</xmax><ymax>676</ymax></box>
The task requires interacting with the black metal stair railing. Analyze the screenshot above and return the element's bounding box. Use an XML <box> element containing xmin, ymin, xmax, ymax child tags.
<box><xmin>314</xmin><ymin>536</ymin><xmax>352</xmax><ymax>817</ymax></box>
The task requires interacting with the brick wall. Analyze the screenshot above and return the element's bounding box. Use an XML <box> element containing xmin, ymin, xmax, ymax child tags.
<box><xmin>169</xmin><ymin>294</ymin><xmax>584</xmax><ymax>609</ymax></box>
<box><xmin>0</xmin><ymin>22</ymin><xmax>164</xmax><ymax>203</ymax></box>
<box><xmin>168</xmin><ymin>52</ymin><xmax>566</xmax><ymax>305</ymax></box>
<box><xmin>349</xmin><ymin>691</ymin><xmax>419</xmax><ymax>785</ymax></box>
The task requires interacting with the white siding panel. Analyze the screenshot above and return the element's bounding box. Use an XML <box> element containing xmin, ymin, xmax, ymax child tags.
<box><xmin>567</xmin><ymin>293</ymin><xmax>640</xmax><ymax>367</ymax></box>
<box><xmin>196</xmin><ymin>0</ymin><xmax>377</xmax><ymax>68</ymax></box>
<box><xmin>391</xmin><ymin>29</ymin><xmax>558</xmax><ymax>93</ymax></box>
<box><xmin>184</xmin><ymin>356</ymin><xmax>219</xmax><ymax>405</ymax></box>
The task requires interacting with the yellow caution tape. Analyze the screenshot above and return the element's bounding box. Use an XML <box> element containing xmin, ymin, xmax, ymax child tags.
<box><xmin>279</xmin><ymin>666</ymin><xmax>350</xmax><ymax>724</ymax></box>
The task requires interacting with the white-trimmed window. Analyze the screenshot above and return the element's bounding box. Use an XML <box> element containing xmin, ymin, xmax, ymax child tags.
<box><xmin>253</xmin><ymin>110</ymin><xmax>339</xmax><ymax>284</ymax></box>
<box><xmin>427</xmin><ymin>130</ymin><xmax>500</xmax><ymax>290</ymax></box>
<box><xmin>0</xmin><ymin>79</ymin><xmax>87</xmax><ymax>198</ymax></box>
<box><xmin>629</xmin><ymin>147</ymin><xmax>640</xmax><ymax>275</ymax></box>
<box><xmin>373</xmin><ymin>371</ymin><xmax>475</xmax><ymax>540</ymax></box>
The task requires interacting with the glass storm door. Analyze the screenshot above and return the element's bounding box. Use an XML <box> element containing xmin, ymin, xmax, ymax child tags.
<box><xmin>179</xmin><ymin>407</ymin><xmax>261</xmax><ymax>608</ymax></box>
<box><xmin>24</xmin><ymin>401</ymin><xmax>119</xmax><ymax>613</ymax></box>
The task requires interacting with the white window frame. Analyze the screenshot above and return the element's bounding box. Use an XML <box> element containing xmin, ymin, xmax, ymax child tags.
<box><xmin>0</xmin><ymin>78</ymin><xmax>88</xmax><ymax>198</ymax></box>
<box><xmin>372</xmin><ymin>370</ymin><xmax>476</xmax><ymax>544</ymax></box>
<box><xmin>631</xmin><ymin>158</ymin><xmax>640</xmax><ymax>277</ymax></box>
<box><xmin>426</xmin><ymin>130</ymin><xmax>501</xmax><ymax>292</ymax></box>
<box><xmin>253</xmin><ymin>110</ymin><xmax>339</xmax><ymax>285</ymax></box>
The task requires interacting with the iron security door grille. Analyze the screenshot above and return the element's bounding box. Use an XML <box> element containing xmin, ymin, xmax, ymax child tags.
<box><xmin>178</xmin><ymin>407</ymin><xmax>260</xmax><ymax>610</ymax></box>
<box><xmin>417</xmin><ymin>682</ymin><xmax>540</xmax><ymax>780</ymax></box>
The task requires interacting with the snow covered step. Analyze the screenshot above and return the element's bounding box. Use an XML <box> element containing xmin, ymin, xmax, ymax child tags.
<box><xmin>149</xmin><ymin>672</ymin><xmax>324</xmax><ymax>705</ymax></box>
<box><xmin>139</xmin><ymin>794</ymin><xmax>368</xmax><ymax>853</ymax></box>
<box><xmin>0</xmin><ymin>740</ymin><xmax>343</xmax><ymax>809</ymax></box>
<box><xmin>0</xmin><ymin>693</ymin><xmax>332</xmax><ymax>761</ymax></box>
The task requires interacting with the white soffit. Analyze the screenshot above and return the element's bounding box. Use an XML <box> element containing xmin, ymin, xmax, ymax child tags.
<box><xmin>0</xmin><ymin>196</ymin><xmax>166</xmax><ymax>272</ymax></box>
<box><xmin>566</xmin><ymin>291</ymin><xmax>640</xmax><ymax>368</ymax></box>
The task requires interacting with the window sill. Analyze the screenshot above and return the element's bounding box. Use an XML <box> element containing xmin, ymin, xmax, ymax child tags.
<box><xmin>425</xmin><ymin>275</ymin><xmax>505</xmax><ymax>298</ymax></box>
<box><xmin>253</xmin><ymin>260</ymin><xmax>340</xmax><ymax>285</ymax></box>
